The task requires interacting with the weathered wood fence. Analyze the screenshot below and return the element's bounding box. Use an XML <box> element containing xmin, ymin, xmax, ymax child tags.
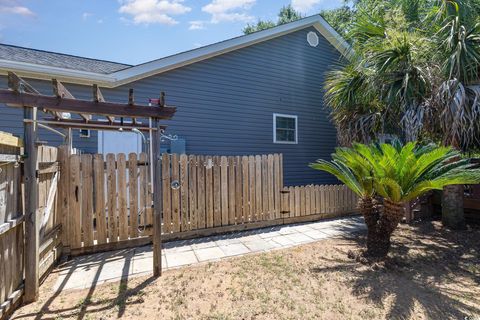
<box><xmin>282</xmin><ymin>185</ymin><xmax>357</xmax><ymax>219</ymax></box>
<box><xmin>63</xmin><ymin>152</ymin><xmax>358</xmax><ymax>254</ymax></box>
<box><xmin>0</xmin><ymin>139</ymin><xmax>63</xmax><ymax>319</ymax></box>
<box><xmin>0</xmin><ymin>133</ymin><xmax>23</xmax><ymax>319</ymax></box>
<box><xmin>37</xmin><ymin>146</ymin><xmax>62</xmax><ymax>280</ymax></box>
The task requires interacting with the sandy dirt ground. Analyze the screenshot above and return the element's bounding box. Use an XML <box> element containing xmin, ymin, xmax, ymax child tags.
<box><xmin>11</xmin><ymin>220</ymin><xmax>480</xmax><ymax>320</ymax></box>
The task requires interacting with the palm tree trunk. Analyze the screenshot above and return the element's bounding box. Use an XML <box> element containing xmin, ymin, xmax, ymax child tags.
<box><xmin>442</xmin><ymin>184</ymin><xmax>466</xmax><ymax>229</ymax></box>
<box><xmin>358</xmin><ymin>197</ymin><xmax>381</xmax><ymax>255</ymax></box>
<box><xmin>366</xmin><ymin>199</ymin><xmax>404</xmax><ymax>258</ymax></box>
<box><xmin>441</xmin><ymin>143</ymin><xmax>466</xmax><ymax>229</ymax></box>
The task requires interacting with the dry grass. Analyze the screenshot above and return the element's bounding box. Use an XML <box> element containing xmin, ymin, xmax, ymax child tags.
<box><xmin>11</xmin><ymin>220</ymin><xmax>480</xmax><ymax>320</ymax></box>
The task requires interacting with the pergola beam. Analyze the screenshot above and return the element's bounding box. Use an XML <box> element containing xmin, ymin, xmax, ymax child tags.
<box><xmin>93</xmin><ymin>84</ymin><xmax>114</xmax><ymax>123</ymax></box>
<box><xmin>40</xmin><ymin>118</ymin><xmax>166</xmax><ymax>132</ymax></box>
<box><xmin>0</xmin><ymin>89</ymin><xmax>176</xmax><ymax>119</ymax></box>
<box><xmin>7</xmin><ymin>72</ymin><xmax>62</xmax><ymax>119</ymax></box>
<box><xmin>53</xmin><ymin>79</ymin><xmax>92</xmax><ymax>121</ymax></box>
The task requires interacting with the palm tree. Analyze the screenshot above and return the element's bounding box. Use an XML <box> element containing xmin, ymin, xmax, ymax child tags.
<box><xmin>311</xmin><ymin>142</ymin><xmax>480</xmax><ymax>257</ymax></box>
<box><xmin>324</xmin><ymin>0</ymin><xmax>480</xmax><ymax>229</ymax></box>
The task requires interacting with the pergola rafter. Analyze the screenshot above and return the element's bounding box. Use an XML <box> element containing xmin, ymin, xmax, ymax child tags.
<box><xmin>0</xmin><ymin>72</ymin><xmax>173</xmax><ymax>303</ymax></box>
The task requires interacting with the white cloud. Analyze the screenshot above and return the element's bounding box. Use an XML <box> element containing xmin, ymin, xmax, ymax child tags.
<box><xmin>202</xmin><ymin>0</ymin><xmax>256</xmax><ymax>23</ymax></box>
<box><xmin>82</xmin><ymin>12</ymin><xmax>93</xmax><ymax>20</ymax></box>
<box><xmin>119</xmin><ymin>0</ymin><xmax>191</xmax><ymax>25</ymax></box>
<box><xmin>0</xmin><ymin>0</ymin><xmax>34</xmax><ymax>16</ymax></box>
<box><xmin>189</xmin><ymin>20</ymin><xmax>206</xmax><ymax>30</ymax></box>
<box><xmin>291</xmin><ymin>0</ymin><xmax>322</xmax><ymax>12</ymax></box>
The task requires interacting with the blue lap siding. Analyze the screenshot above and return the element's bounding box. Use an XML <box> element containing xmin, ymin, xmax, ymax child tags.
<box><xmin>0</xmin><ymin>26</ymin><xmax>341</xmax><ymax>185</ymax></box>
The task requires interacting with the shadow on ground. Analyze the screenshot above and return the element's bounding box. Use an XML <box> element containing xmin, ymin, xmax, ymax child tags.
<box><xmin>311</xmin><ymin>220</ymin><xmax>480</xmax><ymax>319</ymax></box>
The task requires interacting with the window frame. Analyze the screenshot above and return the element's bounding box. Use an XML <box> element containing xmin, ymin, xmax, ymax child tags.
<box><xmin>273</xmin><ymin>113</ymin><xmax>298</xmax><ymax>144</ymax></box>
<box><xmin>79</xmin><ymin>129</ymin><xmax>90</xmax><ymax>138</ymax></box>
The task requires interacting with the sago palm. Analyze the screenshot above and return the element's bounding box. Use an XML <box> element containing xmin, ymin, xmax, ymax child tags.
<box><xmin>311</xmin><ymin>142</ymin><xmax>480</xmax><ymax>257</ymax></box>
<box><xmin>368</xmin><ymin>142</ymin><xmax>480</xmax><ymax>255</ymax></box>
<box><xmin>310</xmin><ymin>146</ymin><xmax>380</xmax><ymax>254</ymax></box>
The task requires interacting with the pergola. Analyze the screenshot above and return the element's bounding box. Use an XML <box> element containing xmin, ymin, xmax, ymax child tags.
<box><xmin>1</xmin><ymin>72</ymin><xmax>176</xmax><ymax>302</ymax></box>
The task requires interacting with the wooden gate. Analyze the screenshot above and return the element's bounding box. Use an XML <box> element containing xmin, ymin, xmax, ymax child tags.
<box><xmin>64</xmin><ymin>152</ymin><xmax>151</xmax><ymax>252</ymax></box>
<box><xmin>161</xmin><ymin>153</ymin><xmax>283</xmax><ymax>234</ymax></box>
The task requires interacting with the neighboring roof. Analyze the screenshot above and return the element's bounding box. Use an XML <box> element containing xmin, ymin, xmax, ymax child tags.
<box><xmin>0</xmin><ymin>15</ymin><xmax>350</xmax><ymax>88</ymax></box>
<box><xmin>0</xmin><ymin>43</ymin><xmax>132</xmax><ymax>74</ymax></box>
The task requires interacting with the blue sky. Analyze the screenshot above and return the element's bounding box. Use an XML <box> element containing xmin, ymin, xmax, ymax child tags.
<box><xmin>0</xmin><ymin>0</ymin><xmax>343</xmax><ymax>65</ymax></box>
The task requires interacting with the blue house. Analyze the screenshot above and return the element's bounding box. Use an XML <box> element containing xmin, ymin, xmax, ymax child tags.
<box><xmin>0</xmin><ymin>15</ymin><xmax>348</xmax><ymax>185</ymax></box>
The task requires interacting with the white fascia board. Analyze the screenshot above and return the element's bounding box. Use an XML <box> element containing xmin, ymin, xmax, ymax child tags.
<box><xmin>0</xmin><ymin>15</ymin><xmax>350</xmax><ymax>88</ymax></box>
<box><xmin>111</xmin><ymin>15</ymin><xmax>350</xmax><ymax>86</ymax></box>
<box><xmin>0</xmin><ymin>59</ymin><xmax>115</xmax><ymax>86</ymax></box>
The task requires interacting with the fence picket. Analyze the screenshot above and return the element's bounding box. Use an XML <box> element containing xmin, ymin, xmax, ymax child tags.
<box><xmin>241</xmin><ymin>156</ymin><xmax>249</xmax><ymax>224</ymax></box>
<box><xmin>189</xmin><ymin>155</ymin><xmax>197</xmax><ymax>230</ymax></box>
<box><xmin>117</xmin><ymin>154</ymin><xmax>128</xmax><ymax>241</ymax></box>
<box><xmin>161</xmin><ymin>153</ymin><xmax>171</xmax><ymax>233</ymax></box>
<box><xmin>128</xmin><ymin>153</ymin><xmax>139</xmax><ymax>238</ymax></box>
<box><xmin>205</xmin><ymin>156</ymin><xmax>214</xmax><ymax>228</ymax></box>
<box><xmin>93</xmin><ymin>154</ymin><xmax>107</xmax><ymax>245</ymax></box>
<box><xmin>69</xmin><ymin>155</ymin><xmax>82</xmax><ymax>248</ymax></box>
<box><xmin>305</xmin><ymin>185</ymin><xmax>311</xmax><ymax>215</ymax></box>
<box><xmin>213</xmin><ymin>156</ymin><xmax>221</xmax><ymax>227</ymax></box>
<box><xmin>197</xmin><ymin>156</ymin><xmax>206</xmax><ymax>229</ymax></box>
<box><xmin>235</xmin><ymin>156</ymin><xmax>243</xmax><ymax>224</ymax></box>
<box><xmin>248</xmin><ymin>155</ymin><xmax>255</xmax><ymax>222</ymax></box>
<box><xmin>171</xmin><ymin>154</ymin><xmax>180</xmax><ymax>232</ymax></box>
<box><xmin>81</xmin><ymin>154</ymin><xmax>94</xmax><ymax>247</ymax></box>
<box><xmin>267</xmin><ymin>155</ymin><xmax>274</xmax><ymax>219</ymax></box>
<box><xmin>180</xmin><ymin>154</ymin><xmax>189</xmax><ymax>232</ymax></box>
<box><xmin>105</xmin><ymin>154</ymin><xmax>117</xmax><ymax>243</ymax></box>
<box><xmin>255</xmin><ymin>155</ymin><xmax>262</xmax><ymax>221</ymax></box>
<box><xmin>138</xmin><ymin>153</ymin><xmax>148</xmax><ymax>234</ymax></box>
<box><xmin>261</xmin><ymin>155</ymin><xmax>268</xmax><ymax>221</ymax></box>
<box><xmin>273</xmin><ymin>154</ymin><xmax>281</xmax><ymax>219</ymax></box>
<box><xmin>221</xmin><ymin>156</ymin><xmax>228</xmax><ymax>226</ymax></box>
<box><xmin>228</xmin><ymin>156</ymin><xmax>236</xmax><ymax>225</ymax></box>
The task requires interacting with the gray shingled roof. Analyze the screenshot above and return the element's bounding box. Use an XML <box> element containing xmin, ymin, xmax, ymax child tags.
<box><xmin>0</xmin><ymin>43</ymin><xmax>132</xmax><ymax>74</ymax></box>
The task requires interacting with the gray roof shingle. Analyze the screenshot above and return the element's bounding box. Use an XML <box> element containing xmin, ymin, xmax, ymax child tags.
<box><xmin>0</xmin><ymin>43</ymin><xmax>132</xmax><ymax>74</ymax></box>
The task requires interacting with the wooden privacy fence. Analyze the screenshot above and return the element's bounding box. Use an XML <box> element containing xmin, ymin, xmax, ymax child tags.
<box><xmin>0</xmin><ymin>141</ymin><xmax>62</xmax><ymax>319</ymax></box>
<box><xmin>63</xmin><ymin>152</ymin><xmax>358</xmax><ymax>253</ymax></box>
<box><xmin>281</xmin><ymin>184</ymin><xmax>358</xmax><ymax>219</ymax></box>
<box><xmin>0</xmin><ymin>133</ymin><xmax>23</xmax><ymax>319</ymax></box>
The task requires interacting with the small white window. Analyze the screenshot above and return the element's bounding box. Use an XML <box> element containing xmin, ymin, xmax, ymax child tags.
<box><xmin>79</xmin><ymin>129</ymin><xmax>90</xmax><ymax>138</ymax></box>
<box><xmin>273</xmin><ymin>113</ymin><xmax>297</xmax><ymax>144</ymax></box>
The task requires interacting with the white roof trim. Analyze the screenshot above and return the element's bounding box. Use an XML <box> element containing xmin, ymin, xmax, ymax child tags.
<box><xmin>0</xmin><ymin>15</ymin><xmax>349</xmax><ymax>88</ymax></box>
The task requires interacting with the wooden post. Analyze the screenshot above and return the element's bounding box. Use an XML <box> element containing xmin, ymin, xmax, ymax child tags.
<box><xmin>24</xmin><ymin>106</ymin><xmax>39</xmax><ymax>302</ymax></box>
<box><xmin>151</xmin><ymin>118</ymin><xmax>163</xmax><ymax>276</ymax></box>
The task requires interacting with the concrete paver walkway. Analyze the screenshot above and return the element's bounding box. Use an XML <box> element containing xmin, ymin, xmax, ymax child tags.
<box><xmin>53</xmin><ymin>216</ymin><xmax>366</xmax><ymax>291</ymax></box>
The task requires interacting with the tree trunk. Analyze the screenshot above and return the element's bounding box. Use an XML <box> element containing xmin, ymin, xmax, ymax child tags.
<box><xmin>442</xmin><ymin>184</ymin><xmax>466</xmax><ymax>229</ymax></box>
<box><xmin>441</xmin><ymin>140</ymin><xmax>466</xmax><ymax>229</ymax></box>
<box><xmin>365</xmin><ymin>199</ymin><xmax>404</xmax><ymax>258</ymax></box>
<box><xmin>358</xmin><ymin>197</ymin><xmax>385</xmax><ymax>257</ymax></box>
